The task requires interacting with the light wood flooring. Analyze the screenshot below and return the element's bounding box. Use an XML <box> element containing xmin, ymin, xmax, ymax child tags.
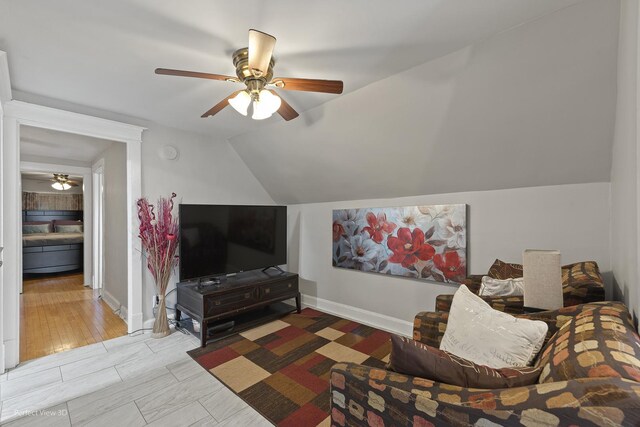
<box><xmin>20</xmin><ymin>273</ymin><xmax>127</xmax><ymax>362</ymax></box>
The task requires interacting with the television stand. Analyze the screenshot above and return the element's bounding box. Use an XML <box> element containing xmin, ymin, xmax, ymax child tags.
<box><xmin>262</xmin><ymin>265</ymin><xmax>285</xmax><ymax>274</ymax></box>
<box><xmin>175</xmin><ymin>270</ymin><xmax>300</xmax><ymax>347</ymax></box>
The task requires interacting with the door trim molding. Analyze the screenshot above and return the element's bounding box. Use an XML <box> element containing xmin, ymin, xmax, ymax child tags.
<box><xmin>2</xmin><ymin>99</ymin><xmax>145</xmax><ymax>370</ymax></box>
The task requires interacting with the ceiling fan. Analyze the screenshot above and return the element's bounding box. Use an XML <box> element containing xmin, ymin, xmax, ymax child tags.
<box><xmin>155</xmin><ymin>29</ymin><xmax>344</xmax><ymax>121</ymax></box>
<box><xmin>50</xmin><ymin>174</ymin><xmax>79</xmax><ymax>191</ymax></box>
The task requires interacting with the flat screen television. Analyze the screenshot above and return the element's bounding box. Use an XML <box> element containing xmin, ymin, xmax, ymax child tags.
<box><xmin>178</xmin><ymin>204</ymin><xmax>287</xmax><ymax>281</ymax></box>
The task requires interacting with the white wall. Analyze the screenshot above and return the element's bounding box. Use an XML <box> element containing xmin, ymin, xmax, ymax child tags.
<box><xmin>100</xmin><ymin>142</ymin><xmax>128</xmax><ymax>311</ymax></box>
<box><xmin>288</xmin><ymin>183</ymin><xmax>611</xmax><ymax>328</ymax></box>
<box><xmin>611</xmin><ymin>0</ymin><xmax>640</xmax><ymax>319</ymax></box>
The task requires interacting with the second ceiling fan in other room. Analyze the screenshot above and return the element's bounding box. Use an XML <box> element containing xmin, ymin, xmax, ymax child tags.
<box><xmin>155</xmin><ymin>29</ymin><xmax>344</xmax><ymax>121</ymax></box>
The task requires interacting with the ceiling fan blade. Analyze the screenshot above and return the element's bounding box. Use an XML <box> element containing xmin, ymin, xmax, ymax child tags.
<box><xmin>248</xmin><ymin>29</ymin><xmax>276</xmax><ymax>77</ymax></box>
<box><xmin>155</xmin><ymin>68</ymin><xmax>239</xmax><ymax>83</ymax></box>
<box><xmin>201</xmin><ymin>91</ymin><xmax>243</xmax><ymax>118</ymax></box>
<box><xmin>268</xmin><ymin>90</ymin><xmax>299</xmax><ymax>121</ymax></box>
<box><xmin>271</xmin><ymin>77</ymin><xmax>343</xmax><ymax>94</ymax></box>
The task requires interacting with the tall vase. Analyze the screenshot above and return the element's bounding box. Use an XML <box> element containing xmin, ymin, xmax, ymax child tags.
<box><xmin>151</xmin><ymin>280</ymin><xmax>171</xmax><ymax>338</ymax></box>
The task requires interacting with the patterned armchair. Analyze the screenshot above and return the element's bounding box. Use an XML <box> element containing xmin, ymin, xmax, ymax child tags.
<box><xmin>330</xmin><ymin>302</ymin><xmax>640</xmax><ymax>426</ymax></box>
<box><xmin>435</xmin><ymin>260</ymin><xmax>605</xmax><ymax>314</ymax></box>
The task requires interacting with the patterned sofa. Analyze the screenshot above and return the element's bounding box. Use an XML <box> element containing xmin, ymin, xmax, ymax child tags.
<box><xmin>330</xmin><ymin>301</ymin><xmax>640</xmax><ymax>426</ymax></box>
<box><xmin>435</xmin><ymin>260</ymin><xmax>605</xmax><ymax>314</ymax></box>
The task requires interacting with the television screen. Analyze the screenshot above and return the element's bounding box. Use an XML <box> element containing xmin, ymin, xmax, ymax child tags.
<box><xmin>178</xmin><ymin>204</ymin><xmax>287</xmax><ymax>281</ymax></box>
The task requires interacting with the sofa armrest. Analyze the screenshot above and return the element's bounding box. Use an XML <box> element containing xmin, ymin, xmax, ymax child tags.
<box><xmin>330</xmin><ymin>363</ymin><xmax>640</xmax><ymax>426</ymax></box>
<box><xmin>515</xmin><ymin>301</ymin><xmax>630</xmax><ymax>350</ymax></box>
<box><xmin>413</xmin><ymin>311</ymin><xmax>448</xmax><ymax>347</ymax></box>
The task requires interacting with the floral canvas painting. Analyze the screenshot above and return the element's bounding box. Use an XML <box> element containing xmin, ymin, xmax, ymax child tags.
<box><xmin>332</xmin><ymin>204</ymin><xmax>467</xmax><ymax>283</ymax></box>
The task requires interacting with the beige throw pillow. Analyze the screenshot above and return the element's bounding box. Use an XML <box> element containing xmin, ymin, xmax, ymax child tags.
<box><xmin>440</xmin><ymin>285</ymin><xmax>548</xmax><ymax>368</ymax></box>
<box><xmin>479</xmin><ymin>276</ymin><xmax>525</xmax><ymax>297</ymax></box>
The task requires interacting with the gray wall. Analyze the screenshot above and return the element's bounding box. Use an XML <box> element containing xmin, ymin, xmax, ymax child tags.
<box><xmin>611</xmin><ymin>0</ymin><xmax>639</xmax><ymax>319</ymax></box>
<box><xmin>138</xmin><ymin>123</ymin><xmax>276</xmax><ymax>322</ymax></box>
<box><xmin>287</xmin><ymin>183</ymin><xmax>611</xmax><ymax>324</ymax></box>
<box><xmin>102</xmin><ymin>142</ymin><xmax>128</xmax><ymax>309</ymax></box>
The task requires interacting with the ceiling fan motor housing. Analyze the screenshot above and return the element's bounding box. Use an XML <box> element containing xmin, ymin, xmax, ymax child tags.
<box><xmin>233</xmin><ymin>47</ymin><xmax>274</xmax><ymax>98</ymax></box>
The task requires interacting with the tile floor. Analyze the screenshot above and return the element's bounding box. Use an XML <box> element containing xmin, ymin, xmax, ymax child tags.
<box><xmin>0</xmin><ymin>329</ymin><xmax>271</xmax><ymax>426</ymax></box>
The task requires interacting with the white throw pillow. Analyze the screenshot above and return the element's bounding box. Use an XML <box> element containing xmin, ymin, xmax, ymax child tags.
<box><xmin>479</xmin><ymin>276</ymin><xmax>525</xmax><ymax>297</ymax></box>
<box><xmin>440</xmin><ymin>285</ymin><xmax>548</xmax><ymax>368</ymax></box>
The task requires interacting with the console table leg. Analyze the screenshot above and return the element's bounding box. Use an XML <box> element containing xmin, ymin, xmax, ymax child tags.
<box><xmin>296</xmin><ymin>292</ymin><xmax>302</xmax><ymax>313</ymax></box>
<box><xmin>200</xmin><ymin>319</ymin><xmax>208</xmax><ymax>347</ymax></box>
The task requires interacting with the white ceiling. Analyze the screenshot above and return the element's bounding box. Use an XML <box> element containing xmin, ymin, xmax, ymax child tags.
<box><xmin>20</xmin><ymin>125</ymin><xmax>115</xmax><ymax>163</ymax></box>
<box><xmin>0</xmin><ymin>0</ymin><xmax>585</xmax><ymax>140</ymax></box>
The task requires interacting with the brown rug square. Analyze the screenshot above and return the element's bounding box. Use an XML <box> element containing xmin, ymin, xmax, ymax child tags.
<box><xmin>188</xmin><ymin>308</ymin><xmax>391</xmax><ymax>426</ymax></box>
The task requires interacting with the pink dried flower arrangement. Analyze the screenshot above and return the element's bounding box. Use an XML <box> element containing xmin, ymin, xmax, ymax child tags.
<box><xmin>136</xmin><ymin>192</ymin><xmax>179</xmax><ymax>338</ymax></box>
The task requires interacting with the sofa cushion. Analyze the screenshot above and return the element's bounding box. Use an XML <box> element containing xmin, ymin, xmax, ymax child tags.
<box><xmin>440</xmin><ymin>285</ymin><xmax>548</xmax><ymax>368</ymax></box>
<box><xmin>488</xmin><ymin>259</ymin><xmax>524</xmax><ymax>279</ymax></box>
<box><xmin>479</xmin><ymin>276</ymin><xmax>525</xmax><ymax>297</ymax></box>
<box><xmin>537</xmin><ymin>302</ymin><xmax>640</xmax><ymax>383</ymax></box>
<box><xmin>388</xmin><ymin>334</ymin><xmax>541</xmax><ymax>388</ymax></box>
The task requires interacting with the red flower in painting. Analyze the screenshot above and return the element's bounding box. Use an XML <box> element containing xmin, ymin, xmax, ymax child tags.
<box><xmin>333</xmin><ymin>221</ymin><xmax>345</xmax><ymax>242</ymax></box>
<box><xmin>387</xmin><ymin>228</ymin><xmax>435</xmax><ymax>268</ymax></box>
<box><xmin>433</xmin><ymin>250</ymin><xmax>465</xmax><ymax>281</ymax></box>
<box><xmin>363</xmin><ymin>212</ymin><xmax>397</xmax><ymax>243</ymax></box>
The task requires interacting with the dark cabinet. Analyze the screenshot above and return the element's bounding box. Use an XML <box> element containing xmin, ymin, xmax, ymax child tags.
<box><xmin>176</xmin><ymin>270</ymin><xmax>300</xmax><ymax>347</ymax></box>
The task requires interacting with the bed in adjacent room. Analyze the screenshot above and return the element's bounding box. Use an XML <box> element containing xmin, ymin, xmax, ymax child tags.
<box><xmin>22</xmin><ymin>210</ymin><xmax>84</xmax><ymax>274</ymax></box>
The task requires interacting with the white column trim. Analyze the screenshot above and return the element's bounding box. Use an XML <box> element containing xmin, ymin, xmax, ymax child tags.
<box><xmin>0</xmin><ymin>49</ymin><xmax>9</xmax><ymax>373</ymax></box>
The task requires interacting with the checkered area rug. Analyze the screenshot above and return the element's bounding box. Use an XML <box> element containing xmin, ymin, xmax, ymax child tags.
<box><xmin>188</xmin><ymin>308</ymin><xmax>391</xmax><ymax>426</ymax></box>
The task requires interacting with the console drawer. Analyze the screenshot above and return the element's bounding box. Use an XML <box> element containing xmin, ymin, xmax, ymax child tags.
<box><xmin>205</xmin><ymin>288</ymin><xmax>258</xmax><ymax>316</ymax></box>
<box><xmin>260</xmin><ymin>278</ymin><xmax>298</xmax><ymax>299</ymax></box>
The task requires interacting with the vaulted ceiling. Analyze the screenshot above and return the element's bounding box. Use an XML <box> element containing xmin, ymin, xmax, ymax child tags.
<box><xmin>1</xmin><ymin>0</ymin><xmax>620</xmax><ymax>203</ymax></box>
<box><xmin>2</xmin><ymin>0</ymin><xmax>585</xmax><ymax>140</ymax></box>
<box><xmin>230</xmin><ymin>0</ymin><xmax>619</xmax><ymax>203</ymax></box>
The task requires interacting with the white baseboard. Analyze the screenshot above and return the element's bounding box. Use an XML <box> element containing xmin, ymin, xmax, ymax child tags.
<box><xmin>140</xmin><ymin>295</ymin><xmax>413</xmax><ymax>338</ymax></box>
<box><xmin>301</xmin><ymin>294</ymin><xmax>413</xmax><ymax>337</ymax></box>
<box><xmin>120</xmin><ymin>304</ymin><xmax>128</xmax><ymax>324</ymax></box>
<box><xmin>101</xmin><ymin>290</ymin><xmax>126</xmax><ymax>321</ymax></box>
<box><xmin>2</xmin><ymin>339</ymin><xmax>18</xmax><ymax>370</ymax></box>
<box><xmin>101</xmin><ymin>289</ymin><xmax>120</xmax><ymax>312</ymax></box>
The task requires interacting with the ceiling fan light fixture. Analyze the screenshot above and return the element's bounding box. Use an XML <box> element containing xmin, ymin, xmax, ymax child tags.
<box><xmin>252</xmin><ymin>89</ymin><xmax>281</xmax><ymax>120</ymax></box>
<box><xmin>228</xmin><ymin>90</ymin><xmax>251</xmax><ymax>116</ymax></box>
<box><xmin>51</xmin><ymin>182</ymin><xmax>71</xmax><ymax>191</ymax></box>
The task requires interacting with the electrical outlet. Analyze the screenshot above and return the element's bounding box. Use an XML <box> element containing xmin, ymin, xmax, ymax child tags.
<box><xmin>152</xmin><ymin>295</ymin><xmax>159</xmax><ymax>308</ymax></box>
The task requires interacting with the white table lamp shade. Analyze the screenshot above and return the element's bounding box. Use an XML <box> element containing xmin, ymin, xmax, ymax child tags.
<box><xmin>523</xmin><ymin>249</ymin><xmax>563</xmax><ymax>310</ymax></box>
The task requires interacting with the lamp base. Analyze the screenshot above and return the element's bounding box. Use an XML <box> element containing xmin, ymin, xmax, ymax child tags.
<box><xmin>522</xmin><ymin>306</ymin><xmax>547</xmax><ymax>314</ymax></box>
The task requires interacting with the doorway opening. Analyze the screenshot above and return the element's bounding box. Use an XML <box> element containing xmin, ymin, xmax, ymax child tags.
<box><xmin>18</xmin><ymin>127</ymin><xmax>129</xmax><ymax>361</ymax></box>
